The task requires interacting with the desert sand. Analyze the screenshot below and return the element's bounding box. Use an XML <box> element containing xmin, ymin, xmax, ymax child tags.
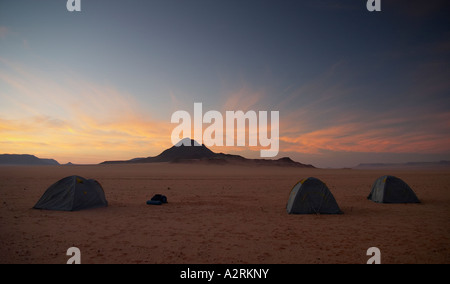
<box><xmin>0</xmin><ymin>163</ymin><xmax>449</xmax><ymax>264</ymax></box>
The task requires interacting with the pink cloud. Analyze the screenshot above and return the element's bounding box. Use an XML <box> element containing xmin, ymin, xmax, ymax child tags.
<box><xmin>0</xmin><ymin>26</ymin><xmax>8</xmax><ymax>38</ymax></box>
<box><xmin>280</xmin><ymin>109</ymin><xmax>450</xmax><ymax>155</ymax></box>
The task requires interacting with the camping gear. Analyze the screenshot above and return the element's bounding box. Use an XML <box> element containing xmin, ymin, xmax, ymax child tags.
<box><xmin>286</xmin><ymin>177</ymin><xmax>342</xmax><ymax>214</ymax></box>
<box><xmin>33</xmin><ymin>176</ymin><xmax>108</xmax><ymax>211</ymax></box>
<box><xmin>147</xmin><ymin>194</ymin><xmax>168</xmax><ymax>205</ymax></box>
<box><xmin>368</xmin><ymin>176</ymin><xmax>420</xmax><ymax>203</ymax></box>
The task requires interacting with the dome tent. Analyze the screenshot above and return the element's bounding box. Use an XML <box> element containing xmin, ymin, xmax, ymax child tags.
<box><xmin>34</xmin><ymin>176</ymin><xmax>108</xmax><ymax>211</ymax></box>
<box><xmin>286</xmin><ymin>177</ymin><xmax>342</xmax><ymax>214</ymax></box>
<box><xmin>368</xmin><ymin>175</ymin><xmax>420</xmax><ymax>203</ymax></box>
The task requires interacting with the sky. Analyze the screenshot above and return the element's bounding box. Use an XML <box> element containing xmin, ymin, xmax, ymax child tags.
<box><xmin>0</xmin><ymin>0</ymin><xmax>449</xmax><ymax>168</ymax></box>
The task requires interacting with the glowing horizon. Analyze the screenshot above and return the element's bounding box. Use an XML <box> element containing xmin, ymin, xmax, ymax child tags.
<box><xmin>1</xmin><ymin>1</ymin><xmax>449</xmax><ymax>167</ymax></box>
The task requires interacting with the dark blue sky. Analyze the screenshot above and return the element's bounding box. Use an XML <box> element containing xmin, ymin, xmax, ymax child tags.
<box><xmin>1</xmin><ymin>0</ymin><xmax>449</xmax><ymax>167</ymax></box>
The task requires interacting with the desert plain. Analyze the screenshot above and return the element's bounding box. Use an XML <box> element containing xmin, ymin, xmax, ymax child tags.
<box><xmin>0</xmin><ymin>163</ymin><xmax>449</xmax><ymax>264</ymax></box>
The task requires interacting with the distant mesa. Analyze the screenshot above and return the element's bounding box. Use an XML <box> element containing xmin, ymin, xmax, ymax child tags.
<box><xmin>0</xmin><ymin>154</ymin><xmax>60</xmax><ymax>166</ymax></box>
<box><xmin>354</xmin><ymin>161</ymin><xmax>450</xmax><ymax>170</ymax></box>
<box><xmin>102</xmin><ymin>138</ymin><xmax>315</xmax><ymax>168</ymax></box>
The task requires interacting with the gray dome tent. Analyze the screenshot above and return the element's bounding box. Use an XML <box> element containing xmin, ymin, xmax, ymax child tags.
<box><xmin>286</xmin><ymin>177</ymin><xmax>342</xmax><ymax>214</ymax></box>
<box><xmin>367</xmin><ymin>175</ymin><xmax>420</xmax><ymax>203</ymax></box>
<box><xmin>34</xmin><ymin>176</ymin><xmax>108</xmax><ymax>211</ymax></box>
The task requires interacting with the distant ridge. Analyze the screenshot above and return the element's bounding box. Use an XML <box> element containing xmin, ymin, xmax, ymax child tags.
<box><xmin>0</xmin><ymin>154</ymin><xmax>60</xmax><ymax>166</ymax></box>
<box><xmin>354</xmin><ymin>160</ymin><xmax>450</xmax><ymax>170</ymax></box>
<box><xmin>102</xmin><ymin>138</ymin><xmax>315</xmax><ymax>168</ymax></box>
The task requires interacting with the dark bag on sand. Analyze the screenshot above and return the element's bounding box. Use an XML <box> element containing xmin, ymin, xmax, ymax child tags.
<box><xmin>147</xmin><ymin>194</ymin><xmax>168</xmax><ymax>205</ymax></box>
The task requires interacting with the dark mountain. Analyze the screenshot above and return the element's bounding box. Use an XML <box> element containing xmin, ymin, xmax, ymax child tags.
<box><xmin>102</xmin><ymin>138</ymin><xmax>315</xmax><ymax>168</ymax></box>
<box><xmin>354</xmin><ymin>161</ymin><xmax>450</xmax><ymax>170</ymax></box>
<box><xmin>0</xmin><ymin>154</ymin><xmax>60</xmax><ymax>166</ymax></box>
<box><xmin>138</xmin><ymin>138</ymin><xmax>216</xmax><ymax>163</ymax></box>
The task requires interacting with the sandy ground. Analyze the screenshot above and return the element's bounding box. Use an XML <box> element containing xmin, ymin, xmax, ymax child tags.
<box><xmin>0</xmin><ymin>163</ymin><xmax>449</xmax><ymax>264</ymax></box>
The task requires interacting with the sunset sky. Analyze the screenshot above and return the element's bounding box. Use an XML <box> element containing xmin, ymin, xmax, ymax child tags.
<box><xmin>1</xmin><ymin>0</ymin><xmax>449</xmax><ymax>167</ymax></box>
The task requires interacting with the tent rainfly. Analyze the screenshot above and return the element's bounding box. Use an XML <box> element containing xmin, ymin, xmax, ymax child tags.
<box><xmin>367</xmin><ymin>175</ymin><xmax>420</xmax><ymax>203</ymax></box>
<box><xmin>286</xmin><ymin>177</ymin><xmax>342</xmax><ymax>214</ymax></box>
<box><xmin>34</xmin><ymin>176</ymin><xmax>108</xmax><ymax>211</ymax></box>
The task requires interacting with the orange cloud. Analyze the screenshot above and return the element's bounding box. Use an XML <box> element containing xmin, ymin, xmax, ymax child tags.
<box><xmin>2</xmin><ymin>55</ymin><xmax>449</xmax><ymax>164</ymax></box>
<box><xmin>0</xmin><ymin>58</ymin><xmax>173</xmax><ymax>164</ymax></box>
<box><xmin>280</xmin><ymin>111</ymin><xmax>450</xmax><ymax>155</ymax></box>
